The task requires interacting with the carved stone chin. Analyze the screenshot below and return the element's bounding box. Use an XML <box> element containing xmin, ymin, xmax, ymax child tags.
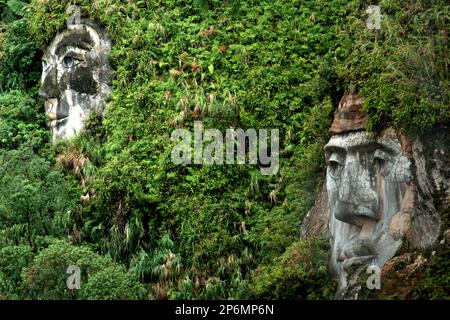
<box><xmin>39</xmin><ymin>23</ymin><xmax>112</xmax><ymax>140</ymax></box>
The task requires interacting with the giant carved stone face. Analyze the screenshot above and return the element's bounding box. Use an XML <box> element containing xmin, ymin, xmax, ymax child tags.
<box><xmin>325</xmin><ymin>94</ymin><xmax>414</xmax><ymax>297</ymax></box>
<box><xmin>39</xmin><ymin>23</ymin><xmax>112</xmax><ymax>140</ymax></box>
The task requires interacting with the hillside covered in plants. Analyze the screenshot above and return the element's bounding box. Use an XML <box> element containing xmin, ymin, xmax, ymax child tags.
<box><xmin>0</xmin><ymin>0</ymin><xmax>448</xmax><ymax>300</ymax></box>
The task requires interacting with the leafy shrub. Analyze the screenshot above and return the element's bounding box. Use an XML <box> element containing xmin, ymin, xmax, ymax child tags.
<box><xmin>0</xmin><ymin>148</ymin><xmax>77</xmax><ymax>248</ymax></box>
<box><xmin>411</xmin><ymin>246</ymin><xmax>450</xmax><ymax>300</ymax></box>
<box><xmin>22</xmin><ymin>240</ymin><xmax>146</xmax><ymax>300</ymax></box>
<box><xmin>0</xmin><ymin>91</ymin><xmax>49</xmax><ymax>150</ymax></box>
<box><xmin>0</xmin><ymin>244</ymin><xmax>33</xmax><ymax>299</ymax></box>
<box><xmin>243</xmin><ymin>239</ymin><xmax>336</xmax><ymax>300</ymax></box>
<box><xmin>338</xmin><ymin>0</ymin><xmax>450</xmax><ymax>133</ymax></box>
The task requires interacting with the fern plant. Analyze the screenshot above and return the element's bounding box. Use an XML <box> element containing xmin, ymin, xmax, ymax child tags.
<box><xmin>0</xmin><ymin>0</ymin><xmax>29</xmax><ymax>24</ymax></box>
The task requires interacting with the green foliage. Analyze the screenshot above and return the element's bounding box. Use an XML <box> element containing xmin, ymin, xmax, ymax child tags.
<box><xmin>0</xmin><ymin>148</ymin><xmax>77</xmax><ymax>248</ymax></box>
<box><xmin>338</xmin><ymin>0</ymin><xmax>450</xmax><ymax>133</ymax></box>
<box><xmin>242</xmin><ymin>239</ymin><xmax>336</xmax><ymax>300</ymax></box>
<box><xmin>0</xmin><ymin>244</ymin><xmax>33</xmax><ymax>298</ymax></box>
<box><xmin>26</xmin><ymin>0</ymin><xmax>66</xmax><ymax>49</ymax></box>
<box><xmin>411</xmin><ymin>246</ymin><xmax>450</xmax><ymax>300</ymax></box>
<box><xmin>0</xmin><ymin>0</ymin><xmax>29</xmax><ymax>24</ymax></box>
<box><xmin>0</xmin><ymin>18</ymin><xmax>40</xmax><ymax>91</ymax></box>
<box><xmin>81</xmin><ymin>265</ymin><xmax>146</xmax><ymax>300</ymax></box>
<box><xmin>0</xmin><ymin>245</ymin><xmax>33</xmax><ymax>283</ymax></box>
<box><xmin>22</xmin><ymin>240</ymin><xmax>145</xmax><ymax>300</ymax></box>
<box><xmin>129</xmin><ymin>234</ymin><xmax>183</xmax><ymax>299</ymax></box>
<box><xmin>0</xmin><ymin>91</ymin><xmax>49</xmax><ymax>150</ymax></box>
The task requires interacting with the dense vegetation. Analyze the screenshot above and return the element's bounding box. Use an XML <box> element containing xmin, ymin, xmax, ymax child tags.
<box><xmin>0</xmin><ymin>0</ymin><xmax>448</xmax><ymax>299</ymax></box>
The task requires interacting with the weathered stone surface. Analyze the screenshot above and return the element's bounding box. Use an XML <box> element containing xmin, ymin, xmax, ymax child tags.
<box><xmin>329</xmin><ymin>93</ymin><xmax>367</xmax><ymax>135</ymax></box>
<box><xmin>301</xmin><ymin>182</ymin><xmax>329</xmax><ymax>239</ymax></box>
<box><xmin>374</xmin><ymin>253</ymin><xmax>428</xmax><ymax>299</ymax></box>
<box><xmin>39</xmin><ymin>21</ymin><xmax>112</xmax><ymax>140</ymax></box>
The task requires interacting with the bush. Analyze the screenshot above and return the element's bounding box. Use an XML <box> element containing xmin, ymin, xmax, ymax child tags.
<box><xmin>411</xmin><ymin>246</ymin><xmax>450</xmax><ymax>300</ymax></box>
<box><xmin>243</xmin><ymin>239</ymin><xmax>336</xmax><ymax>300</ymax></box>
<box><xmin>0</xmin><ymin>91</ymin><xmax>49</xmax><ymax>150</ymax></box>
<box><xmin>22</xmin><ymin>240</ymin><xmax>146</xmax><ymax>300</ymax></box>
<box><xmin>0</xmin><ymin>148</ymin><xmax>77</xmax><ymax>248</ymax></box>
<box><xmin>0</xmin><ymin>245</ymin><xmax>33</xmax><ymax>299</ymax></box>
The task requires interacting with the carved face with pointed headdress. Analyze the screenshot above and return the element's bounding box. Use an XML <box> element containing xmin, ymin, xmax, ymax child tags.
<box><xmin>39</xmin><ymin>23</ymin><xmax>112</xmax><ymax>140</ymax></box>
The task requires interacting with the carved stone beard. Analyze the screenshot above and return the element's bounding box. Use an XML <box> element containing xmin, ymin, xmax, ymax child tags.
<box><xmin>325</xmin><ymin>129</ymin><xmax>413</xmax><ymax>298</ymax></box>
<box><xmin>39</xmin><ymin>23</ymin><xmax>111</xmax><ymax>141</ymax></box>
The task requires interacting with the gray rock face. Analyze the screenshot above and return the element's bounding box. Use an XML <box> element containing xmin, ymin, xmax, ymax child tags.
<box><xmin>39</xmin><ymin>22</ymin><xmax>112</xmax><ymax>140</ymax></box>
<box><xmin>301</xmin><ymin>93</ymin><xmax>446</xmax><ymax>299</ymax></box>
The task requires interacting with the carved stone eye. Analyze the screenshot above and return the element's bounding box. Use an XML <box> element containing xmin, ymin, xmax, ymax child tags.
<box><xmin>328</xmin><ymin>153</ymin><xmax>343</xmax><ymax>178</ymax></box>
<box><xmin>42</xmin><ymin>60</ymin><xmax>49</xmax><ymax>71</ymax></box>
<box><xmin>373</xmin><ymin>149</ymin><xmax>389</xmax><ymax>166</ymax></box>
<box><xmin>62</xmin><ymin>56</ymin><xmax>81</xmax><ymax>68</ymax></box>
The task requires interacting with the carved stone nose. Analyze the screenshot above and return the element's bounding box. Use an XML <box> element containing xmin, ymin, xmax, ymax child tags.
<box><xmin>338</xmin><ymin>157</ymin><xmax>357</xmax><ymax>204</ymax></box>
<box><xmin>334</xmin><ymin>155</ymin><xmax>379</xmax><ymax>226</ymax></box>
<box><xmin>39</xmin><ymin>67</ymin><xmax>60</xmax><ymax>99</ymax></box>
<box><xmin>334</xmin><ymin>201</ymin><xmax>379</xmax><ymax>227</ymax></box>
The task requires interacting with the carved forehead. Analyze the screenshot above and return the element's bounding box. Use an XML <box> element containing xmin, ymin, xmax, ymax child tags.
<box><xmin>45</xmin><ymin>25</ymin><xmax>101</xmax><ymax>57</ymax></box>
<box><xmin>325</xmin><ymin>131</ymin><xmax>401</xmax><ymax>153</ymax></box>
<box><xmin>325</xmin><ymin>132</ymin><xmax>375</xmax><ymax>150</ymax></box>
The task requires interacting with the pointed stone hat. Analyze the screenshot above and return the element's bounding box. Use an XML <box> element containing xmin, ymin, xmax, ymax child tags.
<box><xmin>329</xmin><ymin>92</ymin><xmax>367</xmax><ymax>135</ymax></box>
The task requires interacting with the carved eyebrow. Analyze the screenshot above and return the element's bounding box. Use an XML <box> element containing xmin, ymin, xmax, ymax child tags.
<box><xmin>349</xmin><ymin>142</ymin><xmax>395</xmax><ymax>154</ymax></box>
<box><xmin>61</xmin><ymin>50</ymin><xmax>85</xmax><ymax>59</ymax></box>
<box><xmin>348</xmin><ymin>142</ymin><xmax>377</xmax><ymax>152</ymax></box>
<box><xmin>324</xmin><ymin>142</ymin><xmax>393</xmax><ymax>154</ymax></box>
<box><xmin>324</xmin><ymin>145</ymin><xmax>345</xmax><ymax>154</ymax></box>
<box><xmin>56</xmin><ymin>44</ymin><xmax>92</xmax><ymax>57</ymax></box>
<box><xmin>55</xmin><ymin>32</ymin><xmax>94</xmax><ymax>56</ymax></box>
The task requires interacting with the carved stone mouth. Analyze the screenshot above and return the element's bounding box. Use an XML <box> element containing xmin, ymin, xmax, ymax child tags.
<box><xmin>340</xmin><ymin>255</ymin><xmax>377</xmax><ymax>271</ymax></box>
<box><xmin>338</xmin><ymin>254</ymin><xmax>376</xmax><ymax>263</ymax></box>
<box><xmin>337</xmin><ymin>237</ymin><xmax>377</xmax><ymax>264</ymax></box>
<box><xmin>45</xmin><ymin>98</ymin><xmax>58</xmax><ymax>120</ymax></box>
<box><xmin>50</xmin><ymin>117</ymin><xmax>68</xmax><ymax>128</ymax></box>
<box><xmin>45</xmin><ymin>98</ymin><xmax>69</xmax><ymax>124</ymax></box>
